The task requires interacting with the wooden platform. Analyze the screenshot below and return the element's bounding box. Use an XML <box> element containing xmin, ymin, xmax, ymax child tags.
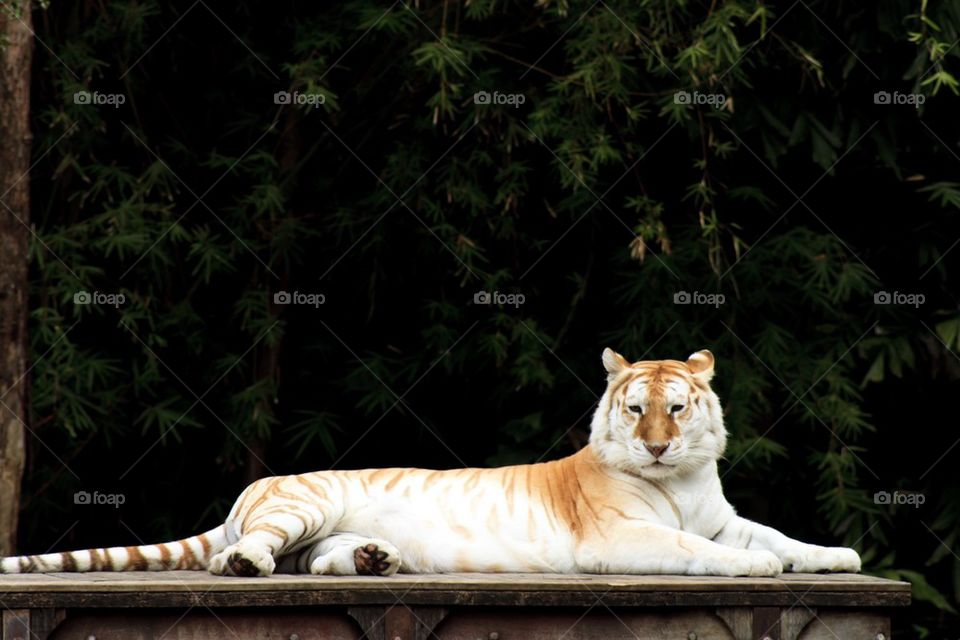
<box><xmin>0</xmin><ymin>572</ymin><xmax>910</xmax><ymax>639</ymax></box>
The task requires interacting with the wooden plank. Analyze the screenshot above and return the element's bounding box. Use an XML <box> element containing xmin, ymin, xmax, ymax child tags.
<box><xmin>1</xmin><ymin>610</ymin><xmax>29</xmax><ymax>640</ymax></box>
<box><xmin>346</xmin><ymin>606</ymin><xmax>384</xmax><ymax>640</ymax></box>
<box><xmin>716</xmin><ymin>607</ymin><xmax>752</xmax><ymax>640</ymax></box>
<box><xmin>752</xmin><ymin>606</ymin><xmax>781</xmax><ymax>640</ymax></box>
<box><xmin>797</xmin><ymin>610</ymin><xmax>890</xmax><ymax>639</ymax></box>
<box><xmin>23</xmin><ymin>609</ymin><xmax>65</xmax><ymax>640</ymax></box>
<box><xmin>52</xmin><ymin>611</ymin><xmax>361</xmax><ymax>640</ymax></box>
<box><xmin>435</xmin><ymin>609</ymin><xmax>741</xmax><ymax>640</ymax></box>
<box><xmin>0</xmin><ymin>571</ymin><xmax>910</xmax><ymax>592</ymax></box>
<box><xmin>384</xmin><ymin>606</ymin><xmax>415</xmax><ymax>640</ymax></box>
<box><xmin>0</xmin><ymin>587</ymin><xmax>910</xmax><ymax>609</ymax></box>
<box><xmin>409</xmin><ymin>606</ymin><xmax>449</xmax><ymax>640</ymax></box>
<box><xmin>781</xmin><ymin>607</ymin><xmax>816</xmax><ymax>640</ymax></box>
<box><xmin>0</xmin><ymin>572</ymin><xmax>910</xmax><ymax>609</ymax></box>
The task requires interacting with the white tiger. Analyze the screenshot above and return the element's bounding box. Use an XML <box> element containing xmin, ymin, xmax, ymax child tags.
<box><xmin>1</xmin><ymin>349</ymin><xmax>860</xmax><ymax>577</ymax></box>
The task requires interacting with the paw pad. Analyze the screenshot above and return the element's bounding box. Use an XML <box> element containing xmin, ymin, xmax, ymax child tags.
<box><xmin>228</xmin><ymin>552</ymin><xmax>260</xmax><ymax>577</ymax></box>
<box><xmin>354</xmin><ymin>543</ymin><xmax>393</xmax><ymax>575</ymax></box>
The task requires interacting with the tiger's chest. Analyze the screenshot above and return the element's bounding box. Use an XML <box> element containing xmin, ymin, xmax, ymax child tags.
<box><xmin>606</xmin><ymin>464</ymin><xmax>734</xmax><ymax>538</ymax></box>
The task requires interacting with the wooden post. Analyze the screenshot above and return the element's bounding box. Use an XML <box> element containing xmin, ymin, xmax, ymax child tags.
<box><xmin>0</xmin><ymin>0</ymin><xmax>34</xmax><ymax>557</ymax></box>
<box><xmin>348</xmin><ymin>604</ymin><xmax>448</xmax><ymax>640</ymax></box>
<box><xmin>752</xmin><ymin>606</ymin><xmax>781</xmax><ymax>639</ymax></box>
<box><xmin>1</xmin><ymin>610</ymin><xmax>30</xmax><ymax>640</ymax></box>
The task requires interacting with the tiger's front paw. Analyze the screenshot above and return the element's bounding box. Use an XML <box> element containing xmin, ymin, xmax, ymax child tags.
<box><xmin>739</xmin><ymin>550</ymin><xmax>783</xmax><ymax>577</ymax></box>
<box><xmin>783</xmin><ymin>546</ymin><xmax>861</xmax><ymax>573</ymax></box>
<box><xmin>696</xmin><ymin>549</ymin><xmax>782</xmax><ymax>577</ymax></box>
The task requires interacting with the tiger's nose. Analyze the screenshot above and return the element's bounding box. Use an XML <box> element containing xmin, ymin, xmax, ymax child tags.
<box><xmin>645</xmin><ymin>442</ymin><xmax>670</xmax><ymax>458</ymax></box>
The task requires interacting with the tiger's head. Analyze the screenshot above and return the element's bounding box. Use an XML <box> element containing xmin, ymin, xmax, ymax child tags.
<box><xmin>589</xmin><ymin>348</ymin><xmax>727</xmax><ymax>479</ymax></box>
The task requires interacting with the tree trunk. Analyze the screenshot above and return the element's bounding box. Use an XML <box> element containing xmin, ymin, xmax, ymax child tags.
<box><xmin>243</xmin><ymin>108</ymin><xmax>299</xmax><ymax>484</ymax></box>
<box><xmin>0</xmin><ymin>0</ymin><xmax>34</xmax><ymax>556</ymax></box>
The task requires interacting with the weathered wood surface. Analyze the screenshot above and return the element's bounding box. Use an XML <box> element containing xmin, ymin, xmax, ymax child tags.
<box><xmin>0</xmin><ymin>572</ymin><xmax>910</xmax><ymax>609</ymax></box>
<box><xmin>16</xmin><ymin>607</ymin><xmax>895</xmax><ymax>640</ymax></box>
<box><xmin>797</xmin><ymin>610</ymin><xmax>891</xmax><ymax>639</ymax></box>
<box><xmin>53</xmin><ymin>611</ymin><xmax>361</xmax><ymax>640</ymax></box>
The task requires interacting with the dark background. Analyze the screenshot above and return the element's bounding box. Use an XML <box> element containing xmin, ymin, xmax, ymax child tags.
<box><xmin>14</xmin><ymin>1</ymin><xmax>960</xmax><ymax>635</ymax></box>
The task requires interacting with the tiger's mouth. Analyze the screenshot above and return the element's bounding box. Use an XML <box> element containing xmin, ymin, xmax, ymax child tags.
<box><xmin>632</xmin><ymin>458</ymin><xmax>682</xmax><ymax>479</ymax></box>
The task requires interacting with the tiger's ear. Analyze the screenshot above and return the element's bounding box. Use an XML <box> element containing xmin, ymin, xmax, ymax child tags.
<box><xmin>686</xmin><ymin>350</ymin><xmax>715</xmax><ymax>381</ymax></box>
<box><xmin>602</xmin><ymin>348</ymin><xmax>630</xmax><ymax>377</ymax></box>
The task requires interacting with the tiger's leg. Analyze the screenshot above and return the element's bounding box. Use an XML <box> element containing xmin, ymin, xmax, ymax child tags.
<box><xmin>209</xmin><ymin>507</ymin><xmax>326</xmax><ymax>577</ymax></box>
<box><xmin>576</xmin><ymin>521</ymin><xmax>783</xmax><ymax>576</ymax></box>
<box><xmin>277</xmin><ymin>533</ymin><xmax>401</xmax><ymax>576</ymax></box>
<box><xmin>710</xmin><ymin>516</ymin><xmax>861</xmax><ymax>573</ymax></box>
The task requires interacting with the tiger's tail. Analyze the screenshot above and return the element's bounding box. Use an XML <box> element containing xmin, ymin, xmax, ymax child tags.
<box><xmin>0</xmin><ymin>524</ymin><xmax>230</xmax><ymax>573</ymax></box>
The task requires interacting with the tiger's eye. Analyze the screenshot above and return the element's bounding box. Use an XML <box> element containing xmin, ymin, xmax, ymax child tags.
<box><xmin>670</xmin><ymin>404</ymin><xmax>684</xmax><ymax>414</ymax></box>
<box><xmin>628</xmin><ymin>405</ymin><xmax>643</xmax><ymax>414</ymax></box>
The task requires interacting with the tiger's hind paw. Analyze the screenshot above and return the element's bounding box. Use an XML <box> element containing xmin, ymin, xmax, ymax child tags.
<box><xmin>353</xmin><ymin>541</ymin><xmax>401</xmax><ymax>576</ymax></box>
<box><xmin>209</xmin><ymin>541</ymin><xmax>276</xmax><ymax>577</ymax></box>
<box><xmin>308</xmin><ymin>534</ymin><xmax>401</xmax><ymax>576</ymax></box>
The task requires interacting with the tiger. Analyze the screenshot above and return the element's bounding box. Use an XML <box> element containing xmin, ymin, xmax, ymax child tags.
<box><xmin>1</xmin><ymin>348</ymin><xmax>861</xmax><ymax>577</ymax></box>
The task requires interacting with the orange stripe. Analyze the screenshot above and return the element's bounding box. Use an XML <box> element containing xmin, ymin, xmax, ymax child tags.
<box><xmin>178</xmin><ymin>540</ymin><xmax>197</xmax><ymax>569</ymax></box>
<box><xmin>158</xmin><ymin>544</ymin><xmax>172</xmax><ymax>567</ymax></box>
<box><xmin>384</xmin><ymin>471</ymin><xmax>403</xmax><ymax>492</ymax></box>
<box><xmin>125</xmin><ymin>546</ymin><xmax>148</xmax><ymax>570</ymax></box>
<box><xmin>197</xmin><ymin>534</ymin><xmax>211</xmax><ymax>557</ymax></box>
